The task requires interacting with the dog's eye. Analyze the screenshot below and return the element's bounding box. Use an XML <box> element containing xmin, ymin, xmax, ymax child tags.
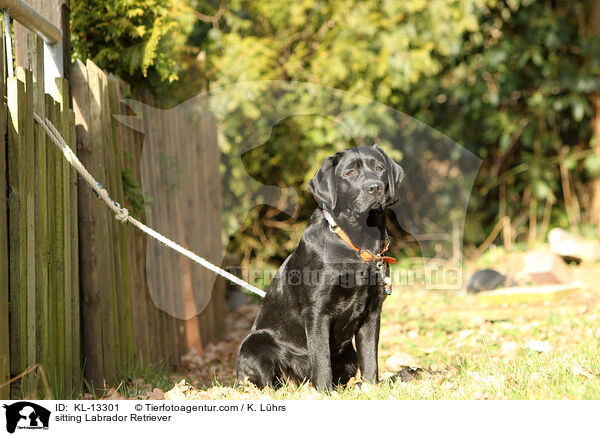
<box><xmin>375</xmin><ymin>165</ymin><xmax>385</xmax><ymax>172</ymax></box>
<box><xmin>344</xmin><ymin>169</ymin><xmax>356</xmax><ymax>176</ymax></box>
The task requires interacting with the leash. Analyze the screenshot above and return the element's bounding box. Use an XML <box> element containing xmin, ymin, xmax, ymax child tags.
<box><xmin>321</xmin><ymin>206</ymin><xmax>395</xmax><ymax>294</ymax></box>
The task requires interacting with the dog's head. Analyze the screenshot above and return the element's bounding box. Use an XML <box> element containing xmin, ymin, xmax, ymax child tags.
<box><xmin>308</xmin><ymin>145</ymin><xmax>403</xmax><ymax>215</ymax></box>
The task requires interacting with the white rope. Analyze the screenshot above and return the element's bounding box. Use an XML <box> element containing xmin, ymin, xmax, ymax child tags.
<box><xmin>33</xmin><ymin>112</ymin><xmax>266</xmax><ymax>298</ymax></box>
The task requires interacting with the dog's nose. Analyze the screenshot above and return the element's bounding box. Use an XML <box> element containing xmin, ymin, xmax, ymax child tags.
<box><xmin>365</xmin><ymin>181</ymin><xmax>383</xmax><ymax>195</ymax></box>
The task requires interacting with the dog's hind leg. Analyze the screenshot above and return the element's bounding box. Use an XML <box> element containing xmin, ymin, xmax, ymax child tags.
<box><xmin>235</xmin><ymin>330</ymin><xmax>282</xmax><ymax>389</ymax></box>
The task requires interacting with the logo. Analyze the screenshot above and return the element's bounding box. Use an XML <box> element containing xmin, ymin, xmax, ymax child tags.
<box><xmin>2</xmin><ymin>402</ymin><xmax>50</xmax><ymax>433</ymax></box>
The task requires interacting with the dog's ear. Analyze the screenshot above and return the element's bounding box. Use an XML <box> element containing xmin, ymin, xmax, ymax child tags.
<box><xmin>308</xmin><ymin>154</ymin><xmax>340</xmax><ymax>211</ymax></box>
<box><xmin>373</xmin><ymin>144</ymin><xmax>404</xmax><ymax>206</ymax></box>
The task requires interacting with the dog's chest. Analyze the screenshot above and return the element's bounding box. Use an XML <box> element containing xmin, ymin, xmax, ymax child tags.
<box><xmin>328</xmin><ymin>264</ymin><xmax>385</xmax><ymax>349</ymax></box>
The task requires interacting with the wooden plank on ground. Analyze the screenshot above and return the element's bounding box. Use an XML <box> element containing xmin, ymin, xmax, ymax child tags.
<box><xmin>0</xmin><ymin>20</ymin><xmax>9</xmax><ymax>400</ymax></box>
<box><xmin>86</xmin><ymin>59</ymin><xmax>117</xmax><ymax>384</ymax></box>
<box><xmin>7</xmin><ymin>74</ymin><xmax>27</xmax><ymax>399</ymax></box>
<box><xmin>437</xmin><ymin>304</ymin><xmax>590</xmax><ymax>322</ymax></box>
<box><xmin>477</xmin><ymin>283</ymin><xmax>582</xmax><ymax>306</ymax></box>
<box><xmin>70</xmin><ymin>59</ymin><xmax>104</xmax><ymax>393</ymax></box>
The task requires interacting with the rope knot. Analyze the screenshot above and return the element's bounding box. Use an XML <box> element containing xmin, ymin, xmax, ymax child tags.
<box><xmin>115</xmin><ymin>208</ymin><xmax>130</xmax><ymax>224</ymax></box>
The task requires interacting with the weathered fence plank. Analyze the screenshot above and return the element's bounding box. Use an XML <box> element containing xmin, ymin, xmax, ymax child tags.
<box><xmin>28</xmin><ymin>33</ymin><xmax>49</xmax><ymax>399</ymax></box>
<box><xmin>98</xmin><ymin>71</ymin><xmax>123</xmax><ymax>371</ymax></box>
<box><xmin>7</xmin><ymin>74</ymin><xmax>27</xmax><ymax>398</ymax></box>
<box><xmin>0</xmin><ymin>17</ymin><xmax>10</xmax><ymax>400</ymax></box>
<box><xmin>86</xmin><ymin>59</ymin><xmax>117</xmax><ymax>384</ymax></box>
<box><xmin>119</xmin><ymin>83</ymin><xmax>150</xmax><ymax>363</ymax></box>
<box><xmin>70</xmin><ymin>59</ymin><xmax>104</xmax><ymax>393</ymax></box>
<box><xmin>69</xmin><ymin>107</ymin><xmax>82</xmax><ymax>393</ymax></box>
<box><xmin>56</xmin><ymin>78</ymin><xmax>73</xmax><ymax>395</ymax></box>
<box><xmin>133</xmin><ymin>91</ymin><xmax>159</xmax><ymax>363</ymax></box>
<box><xmin>107</xmin><ymin>75</ymin><xmax>134</xmax><ymax>367</ymax></box>
<box><xmin>21</xmin><ymin>67</ymin><xmax>36</xmax><ymax>398</ymax></box>
<box><xmin>51</xmin><ymin>97</ymin><xmax>66</xmax><ymax>395</ymax></box>
<box><xmin>140</xmin><ymin>93</ymin><xmax>167</xmax><ymax>362</ymax></box>
<box><xmin>149</xmin><ymin>95</ymin><xmax>169</xmax><ymax>360</ymax></box>
<box><xmin>198</xmin><ymin>112</ymin><xmax>217</xmax><ymax>345</ymax></box>
<box><xmin>184</xmin><ymin>111</ymin><xmax>209</xmax><ymax>350</ymax></box>
<box><xmin>204</xmin><ymin>113</ymin><xmax>226</xmax><ymax>341</ymax></box>
<box><xmin>171</xmin><ymin>111</ymin><xmax>193</xmax><ymax>356</ymax></box>
<box><xmin>44</xmin><ymin>93</ymin><xmax>57</xmax><ymax>396</ymax></box>
<box><xmin>162</xmin><ymin>107</ymin><xmax>181</xmax><ymax>363</ymax></box>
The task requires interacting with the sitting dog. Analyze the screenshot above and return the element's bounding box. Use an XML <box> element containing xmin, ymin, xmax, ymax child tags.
<box><xmin>236</xmin><ymin>145</ymin><xmax>404</xmax><ymax>391</ymax></box>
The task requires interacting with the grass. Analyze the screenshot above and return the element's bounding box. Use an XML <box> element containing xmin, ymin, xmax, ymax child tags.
<box><xmin>79</xmin><ymin>359</ymin><xmax>173</xmax><ymax>400</ymax></box>
<box><xmin>194</xmin><ymin>279</ymin><xmax>600</xmax><ymax>399</ymax></box>
<box><xmin>102</xmin><ymin>261</ymin><xmax>600</xmax><ymax>400</ymax></box>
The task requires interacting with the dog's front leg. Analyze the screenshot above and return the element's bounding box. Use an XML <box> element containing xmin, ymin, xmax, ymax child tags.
<box><xmin>303</xmin><ymin>310</ymin><xmax>332</xmax><ymax>391</ymax></box>
<box><xmin>356</xmin><ymin>310</ymin><xmax>381</xmax><ymax>384</ymax></box>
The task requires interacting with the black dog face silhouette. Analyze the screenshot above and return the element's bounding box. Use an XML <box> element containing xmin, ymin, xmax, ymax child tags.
<box><xmin>3</xmin><ymin>402</ymin><xmax>50</xmax><ymax>434</ymax></box>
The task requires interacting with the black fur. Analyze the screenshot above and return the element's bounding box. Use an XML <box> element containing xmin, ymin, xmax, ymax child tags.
<box><xmin>236</xmin><ymin>145</ymin><xmax>403</xmax><ymax>391</ymax></box>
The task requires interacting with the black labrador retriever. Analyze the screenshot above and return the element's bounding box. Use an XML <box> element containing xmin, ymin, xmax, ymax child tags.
<box><xmin>235</xmin><ymin>145</ymin><xmax>403</xmax><ymax>391</ymax></box>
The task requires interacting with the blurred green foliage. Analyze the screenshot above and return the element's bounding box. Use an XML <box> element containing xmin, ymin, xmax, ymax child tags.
<box><xmin>409</xmin><ymin>0</ymin><xmax>600</xmax><ymax>243</ymax></box>
<box><xmin>70</xmin><ymin>0</ymin><xmax>199</xmax><ymax>93</ymax></box>
<box><xmin>71</xmin><ymin>0</ymin><xmax>600</xmax><ymax>265</ymax></box>
<box><xmin>207</xmin><ymin>0</ymin><xmax>600</xmax><ymax>263</ymax></box>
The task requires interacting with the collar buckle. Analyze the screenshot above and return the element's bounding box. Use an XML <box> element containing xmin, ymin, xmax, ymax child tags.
<box><xmin>358</xmin><ymin>249</ymin><xmax>375</xmax><ymax>262</ymax></box>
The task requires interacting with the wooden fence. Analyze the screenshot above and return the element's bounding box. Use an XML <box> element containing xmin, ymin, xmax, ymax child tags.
<box><xmin>0</xmin><ymin>28</ymin><xmax>226</xmax><ymax>399</ymax></box>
